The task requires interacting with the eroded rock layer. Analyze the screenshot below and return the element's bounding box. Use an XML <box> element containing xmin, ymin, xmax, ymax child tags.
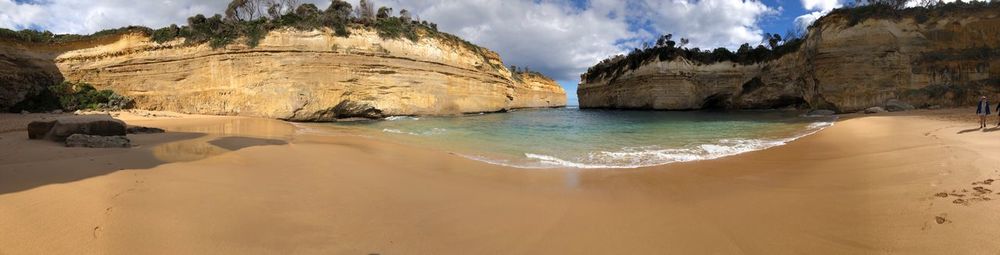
<box><xmin>2</xmin><ymin>28</ymin><xmax>566</xmax><ymax>120</ymax></box>
<box><xmin>579</xmin><ymin>9</ymin><xmax>1000</xmax><ymax>112</ymax></box>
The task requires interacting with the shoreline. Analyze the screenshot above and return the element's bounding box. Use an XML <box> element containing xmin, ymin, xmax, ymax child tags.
<box><xmin>305</xmin><ymin>109</ymin><xmax>839</xmax><ymax>169</ymax></box>
<box><xmin>2</xmin><ymin>108</ymin><xmax>1000</xmax><ymax>254</ymax></box>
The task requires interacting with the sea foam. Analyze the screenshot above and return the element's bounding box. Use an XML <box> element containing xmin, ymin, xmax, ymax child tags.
<box><xmin>516</xmin><ymin>120</ymin><xmax>835</xmax><ymax>169</ymax></box>
<box><xmin>382</xmin><ymin>128</ymin><xmax>447</xmax><ymax>136</ymax></box>
<box><xmin>385</xmin><ymin>116</ymin><xmax>420</xmax><ymax>121</ymax></box>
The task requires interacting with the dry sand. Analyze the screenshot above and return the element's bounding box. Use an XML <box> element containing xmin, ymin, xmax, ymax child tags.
<box><xmin>2</xmin><ymin>109</ymin><xmax>1000</xmax><ymax>254</ymax></box>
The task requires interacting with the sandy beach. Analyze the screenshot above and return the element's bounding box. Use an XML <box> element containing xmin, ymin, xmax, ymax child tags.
<box><xmin>2</xmin><ymin>109</ymin><xmax>1000</xmax><ymax>254</ymax></box>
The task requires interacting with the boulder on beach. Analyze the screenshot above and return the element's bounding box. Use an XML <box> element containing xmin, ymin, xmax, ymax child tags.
<box><xmin>126</xmin><ymin>126</ymin><xmax>165</xmax><ymax>134</ymax></box>
<box><xmin>865</xmin><ymin>107</ymin><xmax>887</xmax><ymax>114</ymax></box>
<box><xmin>884</xmin><ymin>99</ymin><xmax>915</xmax><ymax>112</ymax></box>
<box><xmin>27</xmin><ymin>120</ymin><xmax>57</xmax><ymax>139</ymax></box>
<box><xmin>27</xmin><ymin>115</ymin><xmax>127</xmax><ymax>141</ymax></box>
<box><xmin>65</xmin><ymin>134</ymin><xmax>130</xmax><ymax>148</ymax></box>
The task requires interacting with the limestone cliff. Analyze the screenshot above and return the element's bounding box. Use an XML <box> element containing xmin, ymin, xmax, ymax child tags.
<box><xmin>1</xmin><ymin>28</ymin><xmax>566</xmax><ymax>120</ymax></box>
<box><xmin>579</xmin><ymin>7</ymin><xmax>1000</xmax><ymax>112</ymax></box>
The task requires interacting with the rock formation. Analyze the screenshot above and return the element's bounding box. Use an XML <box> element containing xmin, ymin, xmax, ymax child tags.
<box><xmin>579</xmin><ymin>7</ymin><xmax>1000</xmax><ymax>113</ymax></box>
<box><xmin>28</xmin><ymin>115</ymin><xmax>127</xmax><ymax>141</ymax></box>
<box><xmin>2</xmin><ymin>28</ymin><xmax>566</xmax><ymax>120</ymax></box>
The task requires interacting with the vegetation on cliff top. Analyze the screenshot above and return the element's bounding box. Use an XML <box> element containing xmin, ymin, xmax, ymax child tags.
<box><xmin>0</xmin><ymin>0</ymin><xmax>443</xmax><ymax>48</ymax></box>
<box><xmin>819</xmin><ymin>0</ymin><xmax>1000</xmax><ymax>28</ymax></box>
<box><xmin>581</xmin><ymin>33</ymin><xmax>805</xmax><ymax>83</ymax></box>
<box><xmin>509</xmin><ymin>65</ymin><xmax>549</xmax><ymax>83</ymax></box>
<box><xmin>0</xmin><ymin>26</ymin><xmax>154</xmax><ymax>44</ymax></box>
<box><xmin>0</xmin><ymin>0</ymin><xmax>518</xmax><ymax>76</ymax></box>
<box><xmin>5</xmin><ymin>1</ymin><xmax>469</xmax><ymax>50</ymax></box>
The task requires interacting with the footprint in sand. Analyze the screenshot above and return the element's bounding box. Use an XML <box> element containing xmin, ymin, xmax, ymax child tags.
<box><xmin>972</xmin><ymin>179</ymin><xmax>994</xmax><ymax>186</ymax></box>
<box><xmin>973</xmin><ymin>186</ymin><xmax>993</xmax><ymax>195</ymax></box>
<box><xmin>935</xmin><ymin>214</ymin><xmax>951</xmax><ymax>224</ymax></box>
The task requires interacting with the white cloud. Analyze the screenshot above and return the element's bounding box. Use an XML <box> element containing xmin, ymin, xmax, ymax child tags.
<box><xmin>0</xmin><ymin>0</ymin><xmax>785</xmax><ymax>82</ymax></box>
<box><xmin>793</xmin><ymin>10</ymin><xmax>827</xmax><ymax>32</ymax></box>
<box><xmin>802</xmin><ymin>0</ymin><xmax>841</xmax><ymax>11</ymax></box>
<box><xmin>377</xmin><ymin>0</ymin><xmax>633</xmax><ymax>81</ymax></box>
<box><xmin>0</xmin><ymin>0</ymin><xmax>226</xmax><ymax>34</ymax></box>
<box><xmin>633</xmin><ymin>0</ymin><xmax>779</xmax><ymax>50</ymax></box>
<box><xmin>794</xmin><ymin>0</ymin><xmax>843</xmax><ymax>32</ymax></box>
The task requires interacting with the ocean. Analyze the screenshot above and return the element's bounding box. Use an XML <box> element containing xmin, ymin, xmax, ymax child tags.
<box><xmin>314</xmin><ymin>107</ymin><xmax>836</xmax><ymax>168</ymax></box>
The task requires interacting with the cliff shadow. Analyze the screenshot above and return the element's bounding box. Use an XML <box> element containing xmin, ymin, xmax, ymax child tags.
<box><xmin>0</xmin><ymin>132</ymin><xmax>289</xmax><ymax>195</ymax></box>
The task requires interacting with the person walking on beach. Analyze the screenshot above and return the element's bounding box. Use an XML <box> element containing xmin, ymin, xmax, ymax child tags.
<box><xmin>995</xmin><ymin>98</ymin><xmax>1000</xmax><ymax>127</ymax></box>
<box><xmin>978</xmin><ymin>96</ymin><xmax>990</xmax><ymax>128</ymax></box>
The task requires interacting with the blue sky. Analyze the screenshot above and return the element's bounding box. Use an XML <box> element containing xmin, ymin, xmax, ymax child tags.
<box><xmin>1</xmin><ymin>0</ymin><xmax>845</xmax><ymax>105</ymax></box>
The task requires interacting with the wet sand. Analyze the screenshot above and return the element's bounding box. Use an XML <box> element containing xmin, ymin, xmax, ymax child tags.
<box><xmin>2</xmin><ymin>109</ymin><xmax>1000</xmax><ymax>254</ymax></box>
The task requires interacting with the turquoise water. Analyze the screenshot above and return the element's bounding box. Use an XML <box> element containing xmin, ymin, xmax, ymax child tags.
<box><xmin>322</xmin><ymin>108</ymin><xmax>836</xmax><ymax>168</ymax></box>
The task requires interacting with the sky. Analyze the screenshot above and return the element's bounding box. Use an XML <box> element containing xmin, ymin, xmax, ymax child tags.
<box><xmin>1</xmin><ymin>0</ymin><xmax>851</xmax><ymax>105</ymax></box>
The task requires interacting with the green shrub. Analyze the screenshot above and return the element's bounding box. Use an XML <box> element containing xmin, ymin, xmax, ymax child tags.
<box><xmin>151</xmin><ymin>24</ymin><xmax>182</xmax><ymax>43</ymax></box>
<box><xmin>375</xmin><ymin>17</ymin><xmax>418</xmax><ymax>42</ymax></box>
<box><xmin>0</xmin><ymin>28</ymin><xmax>55</xmax><ymax>43</ymax></box>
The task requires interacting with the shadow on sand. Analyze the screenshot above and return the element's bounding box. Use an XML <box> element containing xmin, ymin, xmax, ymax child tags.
<box><xmin>208</xmin><ymin>136</ymin><xmax>287</xmax><ymax>151</ymax></box>
<box><xmin>958</xmin><ymin>126</ymin><xmax>1000</xmax><ymax>134</ymax></box>
<box><xmin>0</xmin><ymin>132</ymin><xmax>289</xmax><ymax>195</ymax></box>
<box><xmin>958</xmin><ymin>127</ymin><xmax>985</xmax><ymax>134</ymax></box>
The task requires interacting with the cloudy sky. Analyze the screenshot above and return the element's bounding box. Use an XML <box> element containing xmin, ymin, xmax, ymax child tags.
<box><xmin>2</xmin><ymin>0</ymin><xmax>849</xmax><ymax>104</ymax></box>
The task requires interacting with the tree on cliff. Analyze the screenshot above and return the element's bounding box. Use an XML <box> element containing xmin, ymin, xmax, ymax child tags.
<box><xmin>326</xmin><ymin>0</ymin><xmax>354</xmax><ymax>23</ymax></box>
<box><xmin>225</xmin><ymin>0</ymin><xmax>297</xmax><ymax>21</ymax></box>
<box><xmin>226</xmin><ymin>0</ymin><xmax>261</xmax><ymax>21</ymax></box>
<box><xmin>655</xmin><ymin>34</ymin><xmax>673</xmax><ymax>48</ymax></box>
<box><xmin>377</xmin><ymin>6</ymin><xmax>393</xmax><ymax>20</ymax></box>
<box><xmin>295</xmin><ymin>3</ymin><xmax>320</xmax><ymax>17</ymax></box>
<box><xmin>356</xmin><ymin>0</ymin><xmax>376</xmax><ymax>23</ymax></box>
<box><xmin>855</xmin><ymin>0</ymin><xmax>909</xmax><ymax>8</ymax></box>
<box><xmin>399</xmin><ymin>9</ymin><xmax>412</xmax><ymax>23</ymax></box>
<box><xmin>764</xmin><ymin>33</ymin><xmax>782</xmax><ymax>49</ymax></box>
<box><xmin>265</xmin><ymin>0</ymin><xmax>299</xmax><ymax>20</ymax></box>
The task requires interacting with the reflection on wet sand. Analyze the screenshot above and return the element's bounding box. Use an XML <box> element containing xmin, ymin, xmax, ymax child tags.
<box><xmin>151</xmin><ymin>118</ymin><xmax>297</xmax><ymax>163</ymax></box>
<box><xmin>163</xmin><ymin>117</ymin><xmax>297</xmax><ymax>139</ymax></box>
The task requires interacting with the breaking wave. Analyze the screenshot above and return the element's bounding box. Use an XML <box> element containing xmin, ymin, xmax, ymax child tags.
<box><xmin>384</xmin><ymin>116</ymin><xmax>421</xmax><ymax>121</ymax></box>
<box><xmin>493</xmin><ymin>121</ymin><xmax>835</xmax><ymax>169</ymax></box>
<box><xmin>382</xmin><ymin>128</ymin><xmax>447</xmax><ymax>136</ymax></box>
